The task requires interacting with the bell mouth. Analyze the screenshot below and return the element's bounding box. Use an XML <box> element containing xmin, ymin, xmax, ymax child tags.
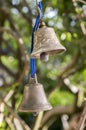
<box><xmin>18</xmin><ymin>103</ymin><xmax>52</xmax><ymax>113</ymax></box>
<box><xmin>40</xmin><ymin>52</ymin><xmax>49</xmax><ymax>62</ymax></box>
<box><xmin>31</xmin><ymin>47</ymin><xmax>66</xmax><ymax>59</ymax></box>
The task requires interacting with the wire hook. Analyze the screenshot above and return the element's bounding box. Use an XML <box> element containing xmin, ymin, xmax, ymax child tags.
<box><xmin>36</xmin><ymin>0</ymin><xmax>42</xmax><ymax>19</ymax></box>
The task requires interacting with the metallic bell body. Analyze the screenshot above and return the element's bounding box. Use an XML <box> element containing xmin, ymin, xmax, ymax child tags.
<box><xmin>18</xmin><ymin>75</ymin><xmax>52</xmax><ymax>112</ymax></box>
<box><xmin>31</xmin><ymin>22</ymin><xmax>66</xmax><ymax>59</ymax></box>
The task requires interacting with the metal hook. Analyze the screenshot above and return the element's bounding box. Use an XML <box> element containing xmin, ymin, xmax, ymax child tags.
<box><xmin>36</xmin><ymin>0</ymin><xmax>42</xmax><ymax>19</ymax></box>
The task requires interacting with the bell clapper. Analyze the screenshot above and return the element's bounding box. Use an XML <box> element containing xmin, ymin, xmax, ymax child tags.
<box><xmin>33</xmin><ymin>112</ymin><xmax>39</xmax><ymax>116</ymax></box>
<box><xmin>40</xmin><ymin>52</ymin><xmax>49</xmax><ymax>62</ymax></box>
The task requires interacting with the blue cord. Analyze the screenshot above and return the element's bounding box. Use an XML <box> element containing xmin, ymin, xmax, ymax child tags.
<box><xmin>30</xmin><ymin>2</ymin><xmax>43</xmax><ymax>78</ymax></box>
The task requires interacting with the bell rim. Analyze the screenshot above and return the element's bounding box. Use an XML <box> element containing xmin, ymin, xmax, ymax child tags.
<box><xmin>31</xmin><ymin>48</ymin><xmax>66</xmax><ymax>58</ymax></box>
<box><xmin>18</xmin><ymin>104</ymin><xmax>52</xmax><ymax>112</ymax></box>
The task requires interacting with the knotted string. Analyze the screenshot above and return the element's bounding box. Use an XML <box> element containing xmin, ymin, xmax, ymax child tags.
<box><xmin>30</xmin><ymin>2</ymin><xmax>43</xmax><ymax>78</ymax></box>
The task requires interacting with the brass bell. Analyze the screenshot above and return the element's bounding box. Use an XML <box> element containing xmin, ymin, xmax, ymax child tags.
<box><xmin>31</xmin><ymin>21</ymin><xmax>66</xmax><ymax>59</ymax></box>
<box><xmin>18</xmin><ymin>75</ymin><xmax>52</xmax><ymax>113</ymax></box>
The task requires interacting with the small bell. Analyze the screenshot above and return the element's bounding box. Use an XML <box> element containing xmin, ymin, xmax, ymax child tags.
<box><xmin>18</xmin><ymin>75</ymin><xmax>52</xmax><ymax>113</ymax></box>
<box><xmin>31</xmin><ymin>21</ymin><xmax>66</xmax><ymax>59</ymax></box>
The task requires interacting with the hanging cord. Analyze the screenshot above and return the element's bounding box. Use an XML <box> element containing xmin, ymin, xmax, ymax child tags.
<box><xmin>30</xmin><ymin>1</ymin><xmax>43</xmax><ymax>78</ymax></box>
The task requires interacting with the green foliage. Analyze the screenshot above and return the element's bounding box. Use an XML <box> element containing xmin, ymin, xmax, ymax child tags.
<box><xmin>0</xmin><ymin>0</ymin><xmax>86</xmax><ymax>129</ymax></box>
<box><xmin>0</xmin><ymin>121</ymin><xmax>6</xmax><ymax>130</ymax></box>
<box><xmin>1</xmin><ymin>56</ymin><xmax>19</xmax><ymax>72</ymax></box>
<box><xmin>49</xmin><ymin>88</ymin><xmax>74</xmax><ymax>106</ymax></box>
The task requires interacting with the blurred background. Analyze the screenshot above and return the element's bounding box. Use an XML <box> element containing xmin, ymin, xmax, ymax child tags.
<box><xmin>0</xmin><ymin>0</ymin><xmax>86</xmax><ymax>130</ymax></box>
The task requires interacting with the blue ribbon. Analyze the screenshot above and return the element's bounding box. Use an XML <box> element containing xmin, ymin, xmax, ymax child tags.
<box><xmin>30</xmin><ymin>2</ymin><xmax>43</xmax><ymax>78</ymax></box>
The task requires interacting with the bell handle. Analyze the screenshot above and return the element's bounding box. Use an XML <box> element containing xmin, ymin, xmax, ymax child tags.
<box><xmin>39</xmin><ymin>20</ymin><xmax>46</xmax><ymax>28</ymax></box>
<box><xmin>29</xmin><ymin>74</ymin><xmax>38</xmax><ymax>84</ymax></box>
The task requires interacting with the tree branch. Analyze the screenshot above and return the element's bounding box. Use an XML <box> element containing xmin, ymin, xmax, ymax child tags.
<box><xmin>0</xmin><ymin>28</ymin><xmax>29</xmax><ymax>88</ymax></box>
<box><xmin>2</xmin><ymin>39</ymin><xmax>17</xmax><ymax>55</ymax></box>
<box><xmin>0</xmin><ymin>61</ymin><xmax>16</xmax><ymax>77</ymax></box>
<box><xmin>76</xmin><ymin>0</ymin><xmax>86</xmax><ymax>4</ymax></box>
<box><xmin>22</xmin><ymin>0</ymin><xmax>32</xmax><ymax>17</ymax></box>
<box><xmin>5</xmin><ymin>117</ymin><xmax>16</xmax><ymax>130</ymax></box>
<box><xmin>33</xmin><ymin>112</ymin><xmax>43</xmax><ymax>130</ymax></box>
<box><xmin>8</xmin><ymin>1</ymin><xmax>32</xmax><ymax>25</ymax></box>
<box><xmin>75</xmin><ymin>100</ymin><xmax>86</xmax><ymax>130</ymax></box>
<box><xmin>39</xmin><ymin>106</ymin><xmax>74</xmax><ymax>130</ymax></box>
<box><xmin>0</xmin><ymin>95</ymin><xmax>31</xmax><ymax>130</ymax></box>
<box><xmin>60</xmin><ymin>52</ymin><xmax>79</xmax><ymax>78</ymax></box>
<box><xmin>72</xmin><ymin>0</ymin><xmax>86</xmax><ymax>36</ymax></box>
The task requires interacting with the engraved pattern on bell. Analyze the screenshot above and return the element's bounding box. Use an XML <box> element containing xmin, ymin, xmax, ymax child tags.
<box><xmin>31</xmin><ymin>26</ymin><xmax>66</xmax><ymax>58</ymax></box>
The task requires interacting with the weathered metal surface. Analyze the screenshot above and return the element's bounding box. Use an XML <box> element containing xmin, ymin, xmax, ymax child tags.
<box><xmin>18</xmin><ymin>75</ymin><xmax>52</xmax><ymax>112</ymax></box>
<box><xmin>31</xmin><ymin>24</ymin><xmax>66</xmax><ymax>58</ymax></box>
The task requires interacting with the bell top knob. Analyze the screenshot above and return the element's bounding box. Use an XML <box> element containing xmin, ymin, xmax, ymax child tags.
<box><xmin>29</xmin><ymin>74</ymin><xmax>38</xmax><ymax>84</ymax></box>
<box><xmin>39</xmin><ymin>21</ymin><xmax>46</xmax><ymax>28</ymax></box>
